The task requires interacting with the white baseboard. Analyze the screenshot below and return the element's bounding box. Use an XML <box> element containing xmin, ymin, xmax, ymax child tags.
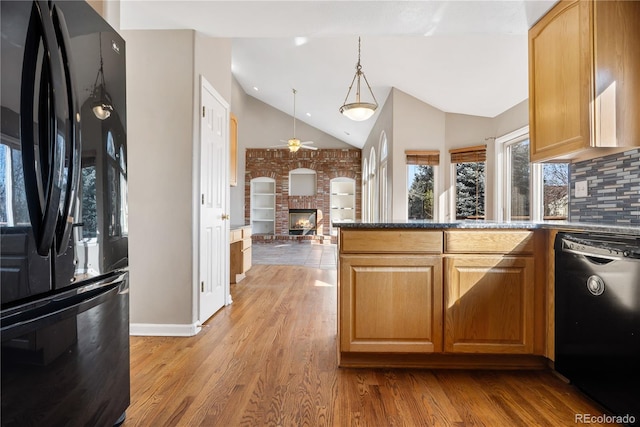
<box><xmin>130</xmin><ymin>322</ymin><xmax>201</xmax><ymax>337</ymax></box>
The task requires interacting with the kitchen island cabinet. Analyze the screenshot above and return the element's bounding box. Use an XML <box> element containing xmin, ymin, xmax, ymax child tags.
<box><xmin>444</xmin><ymin>255</ymin><xmax>535</xmax><ymax>354</ymax></box>
<box><xmin>339</xmin><ymin>230</ymin><xmax>443</xmax><ymax>353</ymax></box>
<box><xmin>337</xmin><ymin>226</ymin><xmax>547</xmax><ymax>368</ymax></box>
<box><xmin>444</xmin><ymin>230</ymin><xmax>537</xmax><ymax>354</ymax></box>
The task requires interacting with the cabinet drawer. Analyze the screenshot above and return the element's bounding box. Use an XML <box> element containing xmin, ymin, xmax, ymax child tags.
<box><xmin>340</xmin><ymin>230</ymin><xmax>443</xmax><ymax>254</ymax></box>
<box><xmin>241</xmin><ymin>237</ymin><xmax>251</xmax><ymax>250</ymax></box>
<box><xmin>445</xmin><ymin>230</ymin><xmax>534</xmax><ymax>254</ymax></box>
<box><xmin>242</xmin><ymin>246</ymin><xmax>251</xmax><ymax>272</ymax></box>
<box><xmin>230</xmin><ymin>229</ymin><xmax>242</xmax><ymax>243</ymax></box>
<box><xmin>242</xmin><ymin>227</ymin><xmax>252</xmax><ymax>239</ymax></box>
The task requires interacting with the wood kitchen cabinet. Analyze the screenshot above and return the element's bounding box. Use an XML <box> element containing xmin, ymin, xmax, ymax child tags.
<box><xmin>340</xmin><ymin>254</ymin><xmax>443</xmax><ymax>353</ymax></box>
<box><xmin>338</xmin><ymin>230</ymin><xmax>444</xmax><ymax>354</ymax></box>
<box><xmin>443</xmin><ymin>230</ymin><xmax>539</xmax><ymax>355</ymax></box>
<box><xmin>337</xmin><ymin>228</ymin><xmax>547</xmax><ymax>368</ymax></box>
<box><xmin>528</xmin><ymin>0</ymin><xmax>640</xmax><ymax>162</ymax></box>
<box><xmin>230</xmin><ymin>225</ymin><xmax>251</xmax><ymax>283</ymax></box>
<box><xmin>444</xmin><ymin>255</ymin><xmax>535</xmax><ymax>354</ymax></box>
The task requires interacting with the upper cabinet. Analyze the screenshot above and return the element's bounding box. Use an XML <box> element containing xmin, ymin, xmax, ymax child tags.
<box><xmin>528</xmin><ymin>0</ymin><xmax>640</xmax><ymax>162</ymax></box>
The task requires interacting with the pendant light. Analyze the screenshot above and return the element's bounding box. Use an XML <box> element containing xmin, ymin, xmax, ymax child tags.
<box><xmin>91</xmin><ymin>33</ymin><xmax>114</xmax><ymax>120</ymax></box>
<box><xmin>289</xmin><ymin>89</ymin><xmax>301</xmax><ymax>152</ymax></box>
<box><xmin>339</xmin><ymin>37</ymin><xmax>378</xmax><ymax>121</ymax></box>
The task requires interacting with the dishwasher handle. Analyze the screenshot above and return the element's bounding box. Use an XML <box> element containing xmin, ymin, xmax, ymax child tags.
<box><xmin>561</xmin><ymin>243</ymin><xmax>624</xmax><ymax>263</ymax></box>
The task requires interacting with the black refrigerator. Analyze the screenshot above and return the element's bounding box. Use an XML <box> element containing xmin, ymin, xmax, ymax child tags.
<box><xmin>1</xmin><ymin>1</ymin><xmax>129</xmax><ymax>426</ymax></box>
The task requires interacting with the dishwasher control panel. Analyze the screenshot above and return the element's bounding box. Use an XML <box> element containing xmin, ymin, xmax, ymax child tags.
<box><xmin>559</xmin><ymin>233</ymin><xmax>640</xmax><ymax>260</ymax></box>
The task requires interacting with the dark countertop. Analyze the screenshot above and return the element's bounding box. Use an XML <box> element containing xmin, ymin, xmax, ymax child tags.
<box><xmin>230</xmin><ymin>224</ymin><xmax>251</xmax><ymax>230</ymax></box>
<box><xmin>332</xmin><ymin>220</ymin><xmax>640</xmax><ymax>236</ymax></box>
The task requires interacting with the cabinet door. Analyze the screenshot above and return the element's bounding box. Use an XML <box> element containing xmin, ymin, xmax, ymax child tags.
<box><xmin>444</xmin><ymin>256</ymin><xmax>534</xmax><ymax>354</ymax></box>
<box><xmin>529</xmin><ymin>0</ymin><xmax>592</xmax><ymax>161</ymax></box>
<box><xmin>339</xmin><ymin>255</ymin><xmax>442</xmax><ymax>353</ymax></box>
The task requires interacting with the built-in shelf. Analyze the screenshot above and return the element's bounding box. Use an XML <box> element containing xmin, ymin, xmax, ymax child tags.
<box><xmin>330</xmin><ymin>178</ymin><xmax>356</xmax><ymax>235</ymax></box>
<box><xmin>251</xmin><ymin>177</ymin><xmax>276</xmax><ymax>235</ymax></box>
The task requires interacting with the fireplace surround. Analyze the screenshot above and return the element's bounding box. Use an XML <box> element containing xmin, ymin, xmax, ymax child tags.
<box><xmin>289</xmin><ymin>209</ymin><xmax>317</xmax><ymax>235</ymax></box>
<box><xmin>244</xmin><ymin>149</ymin><xmax>362</xmax><ymax>239</ymax></box>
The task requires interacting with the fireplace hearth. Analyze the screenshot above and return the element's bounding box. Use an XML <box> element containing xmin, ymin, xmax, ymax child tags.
<box><xmin>289</xmin><ymin>209</ymin><xmax>317</xmax><ymax>235</ymax></box>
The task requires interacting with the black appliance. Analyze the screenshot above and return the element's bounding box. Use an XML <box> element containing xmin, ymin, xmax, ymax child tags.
<box><xmin>1</xmin><ymin>1</ymin><xmax>129</xmax><ymax>426</ymax></box>
<box><xmin>555</xmin><ymin>232</ymin><xmax>640</xmax><ymax>426</ymax></box>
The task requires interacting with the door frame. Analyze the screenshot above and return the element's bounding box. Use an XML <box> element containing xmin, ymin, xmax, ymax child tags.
<box><xmin>193</xmin><ymin>75</ymin><xmax>231</xmax><ymax>329</ymax></box>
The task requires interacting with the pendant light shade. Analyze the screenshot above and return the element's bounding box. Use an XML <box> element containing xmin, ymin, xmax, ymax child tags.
<box><xmin>92</xmin><ymin>99</ymin><xmax>113</xmax><ymax>120</ymax></box>
<box><xmin>91</xmin><ymin>33</ymin><xmax>114</xmax><ymax>120</ymax></box>
<box><xmin>339</xmin><ymin>37</ymin><xmax>378</xmax><ymax>121</ymax></box>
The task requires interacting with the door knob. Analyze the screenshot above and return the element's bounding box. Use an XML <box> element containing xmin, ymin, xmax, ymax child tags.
<box><xmin>222</xmin><ymin>214</ymin><xmax>230</xmax><ymax>220</ymax></box>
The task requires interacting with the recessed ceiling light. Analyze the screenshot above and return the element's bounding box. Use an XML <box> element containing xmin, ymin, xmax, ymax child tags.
<box><xmin>253</xmin><ymin>86</ymin><xmax>259</xmax><ymax>91</ymax></box>
<box><xmin>294</xmin><ymin>37</ymin><xmax>308</xmax><ymax>47</ymax></box>
<box><xmin>306</xmin><ymin>112</ymin><xmax>311</xmax><ymax>117</ymax></box>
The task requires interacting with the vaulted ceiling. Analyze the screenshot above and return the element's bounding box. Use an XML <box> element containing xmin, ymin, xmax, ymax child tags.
<box><xmin>121</xmin><ymin>1</ymin><xmax>557</xmax><ymax>148</ymax></box>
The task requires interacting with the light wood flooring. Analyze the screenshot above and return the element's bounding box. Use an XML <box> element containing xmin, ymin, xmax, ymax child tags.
<box><xmin>124</xmin><ymin>262</ymin><xmax>616</xmax><ymax>426</ymax></box>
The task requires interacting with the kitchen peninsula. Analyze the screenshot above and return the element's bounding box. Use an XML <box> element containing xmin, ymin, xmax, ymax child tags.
<box><xmin>335</xmin><ymin>220</ymin><xmax>637</xmax><ymax>369</ymax></box>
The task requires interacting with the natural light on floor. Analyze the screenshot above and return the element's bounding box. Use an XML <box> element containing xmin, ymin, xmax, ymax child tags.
<box><xmin>314</xmin><ymin>280</ymin><xmax>334</xmax><ymax>287</ymax></box>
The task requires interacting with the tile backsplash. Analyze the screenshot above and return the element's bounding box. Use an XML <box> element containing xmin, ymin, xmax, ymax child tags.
<box><xmin>570</xmin><ymin>148</ymin><xmax>640</xmax><ymax>224</ymax></box>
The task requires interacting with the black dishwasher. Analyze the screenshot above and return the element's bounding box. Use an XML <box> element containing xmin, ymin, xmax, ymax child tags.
<box><xmin>555</xmin><ymin>232</ymin><xmax>640</xmax><ymax>425</ymax></box>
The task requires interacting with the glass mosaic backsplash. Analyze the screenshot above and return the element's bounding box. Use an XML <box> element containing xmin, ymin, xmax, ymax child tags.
<box><xmin>570</xmin><ymin>148</ymin><xmax>640</xmax><ymax>224</ymax></box>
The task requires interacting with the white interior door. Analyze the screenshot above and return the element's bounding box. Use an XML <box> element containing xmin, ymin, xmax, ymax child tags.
<box><xmin>199</xmin><ymin>77</ymin><xmax>229</xmax><ymax>324</ymax></box>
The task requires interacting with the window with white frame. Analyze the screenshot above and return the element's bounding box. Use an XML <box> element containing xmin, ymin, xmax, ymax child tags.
<box><xmin>362</xmin><ymin>159</ymin><xmax>368</xmax><ymax>221</ymax></box>
<box><xmin>406</xmin><ymin>150</ymin><xmax>439</xmax><ymax>220</ymax></box>
<box><xmin>496</xmin><ymin>126</ymin><xmax>568</xmax><ymax>221</ymax></box>
<box><xmin>368</xmin><ymin>148</ymin><xmax>377</xmax><ymax>222</ymax></box>
<box><xmin>450</xmin><ymin>145</ymin><xmax>486</xmax><ymax>220</ymax></box>
<box><xmin>379</xmin><ymin>132</ymin><xmax>388</xmax><ymax>222</ymax></box>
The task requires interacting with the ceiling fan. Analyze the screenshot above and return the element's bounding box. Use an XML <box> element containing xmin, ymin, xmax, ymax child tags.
<box><xmin>271</xmin><ymin>89</ymin><xmax>317</xmax><ymax>152</ymax></box>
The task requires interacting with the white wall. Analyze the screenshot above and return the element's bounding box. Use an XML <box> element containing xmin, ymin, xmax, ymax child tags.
<box><xmin>360</xmin><ymin>91</ymin><xmax>394</xmax><ymax>220</ymax></box>
<box><xmin>444</xmin><ymin>113</ymin><xmax>495</xmax><ymax>220</ymax></box>
<box><xmin>363</xmin><ymin>92</ymin><xmax>529</xmax><ymax>222</ymax></box>
<box><xmin>123</xmin><ymin>29</ymin><xmax>232</xmax><ymax>331</ymax></box>
<box><xmin>444</xmin><ymin>100</ymin><xmax>529</xmax><ymax>220</ymax></box>
<box><xmin>86</xmin><ymin>0</ymin><xmax>121</xmax><ymax>30</ymax></box>
<box><xmin>229</xmin><ymin>78</ymin><xmax>352</xmax><ymax>224</ymax></box>
<box><xmin>392</xmin><ymin>89</ymin><xmax>446</xmax><ymax>220</ymax></box>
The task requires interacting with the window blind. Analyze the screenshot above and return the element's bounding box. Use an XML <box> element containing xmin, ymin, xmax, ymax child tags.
<box><xmin>405</xmin><ymin>150</ymin><xmax>440</xmax><ymax>166</ymax></box>
<box><xmin>449</xmin><ymin>144</ymin><xmax>487</xmax><ymax>163</ymax></box>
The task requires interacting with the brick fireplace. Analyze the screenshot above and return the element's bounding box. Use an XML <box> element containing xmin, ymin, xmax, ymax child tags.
<box><xmin>289</xmin><ymin>209</ymin><xmax>317</xmax><ymax>235</ymax></box>
<box><xmin>245</xmin><ymin>148</ymin><xmax>361</xmax><ymax>240</ymax></box>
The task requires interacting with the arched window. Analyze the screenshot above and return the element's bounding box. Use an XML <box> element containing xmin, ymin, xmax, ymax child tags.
<box><xmin>369</xmin><ymin>147</ymin><xmax>377</xmax><ymax>222</ymax></box>
<box><xmin>378</xmin><ymin>132</ymin><xmax>388</xmax><ymax>221</ymax></box>
<box><xmin>362</xmin><ymin>159</ymin><xmax>368</xmax><ymax>221</ymax></box>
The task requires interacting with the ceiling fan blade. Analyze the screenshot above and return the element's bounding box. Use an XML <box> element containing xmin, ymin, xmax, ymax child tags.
<box><xmin>300</xmin><ymin>145</ymin><xmax>318</xmax><ymax>150</ymax></box>
<box><xmin>300</xmin><ymin>141</ymin><xmax>315</xmax><ymax>145</ymax></box>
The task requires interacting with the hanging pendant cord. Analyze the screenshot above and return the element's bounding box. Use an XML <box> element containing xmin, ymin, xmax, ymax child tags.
<box><xmin>292</xmin><ymin>88</ymin><xmax>297</xmax><ymax>138</ymax></box>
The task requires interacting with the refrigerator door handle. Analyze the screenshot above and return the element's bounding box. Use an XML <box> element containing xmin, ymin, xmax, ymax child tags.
<box><xmin>19</xmin><ymin>1</ymin><xmax>49</xmax><ymax>252</ymax></box>
<box><xmin>51</xmin><ymin>4</ymin><xmax>81</xmax><ymax>254</ymax></box>
<box><xmin>19</xmin><ymin>1</ymin><xmax>70</xmax><ymax>257</ymax></box>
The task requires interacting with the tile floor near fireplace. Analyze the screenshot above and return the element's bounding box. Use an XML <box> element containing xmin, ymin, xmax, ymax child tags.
<box><xmin>252</xmin><ymin>241</ymin><xmax>336</xmax><ymax>270</ymax></box>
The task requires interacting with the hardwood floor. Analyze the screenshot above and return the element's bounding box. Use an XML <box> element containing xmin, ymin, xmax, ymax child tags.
<box><xmin>124</xmin><ymin>264</ymin><xmax>616</xmax><ymax>426</ymax></box>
